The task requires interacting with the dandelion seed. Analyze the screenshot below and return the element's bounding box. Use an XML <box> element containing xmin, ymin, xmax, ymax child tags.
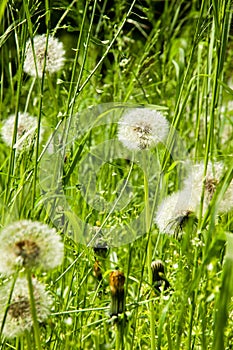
<box><xmin>109</xmin><ymin>269</ymin><xmax>125</xmax><ymax>317</ymax></box>
<box><xmin>183</xmin><ymin>161</ymin><xmax>233</xmax><ymax>213</ymax></box>
<box><xmin>0</xmin><ymin>220</ymin><xmax>64</xmax><ymax>275</ymax></box>
<box><xmin>24</xmin><ymin>34</ymin><xmax>65</xmax><ymax>78</ymax></box>
<box><xmin>0</xmin><ymin>277</ymin><xmax>52</xmax><ymax>338</ymax></box>
<box><xmin>118</xmin><ymin>108</ymin><xmax>169</xmax><ymax>150</ymax></box>
<box><xmin>154</xmin><ymin>190</ymin><xmax>196</xmax><ymax>235</ymax></box>
<box><xmin>1</xmin><ymin>112</ymin><xmax>43</xmax><ymax>150</ymax></box>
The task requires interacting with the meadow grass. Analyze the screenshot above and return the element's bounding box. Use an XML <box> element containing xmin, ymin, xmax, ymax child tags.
<box><xmin>0</xmin><ymin>0</ymin><xmax>233</xmax><ymax>349</ymax></box>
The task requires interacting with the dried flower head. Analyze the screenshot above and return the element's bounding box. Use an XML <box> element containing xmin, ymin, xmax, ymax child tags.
<box><xmin>183</xmin><ymin>161</ymin><xmax>233</xmax><ymax>213</ymax></box>
<box><xmin>109</xmin><ymin>269</ymin><xmax>125</xmax><ymax>316</ymax></box>
<box><xmin>93</xmin><ymin>238</ymin><xmax>109</xmax><ymax>258</ymax></box>
<box><xmin>118</xmin><ymin>108</ymin><xmax>169</xmax><ymax>150</ymax></box>
<box><xmin>93</xmin><ymin>260</ymin><xmax>103</xmax><ymax>282</ymax></box>
<box><xmin>0</xmin><ymin>277</ymin><xmax>52</xmax><ymax>338</ymax></box>
<box><xmin>0</xmin><ymin>220</ymin><xmax>64</xmax><ymax>275</ymax></box>
<box><xmin>24</xmin><ymin>34</ymin><xmax>65</xmax><ymax>78</ymax></box>
<box><xmin>151</xmin><ymin>260</ymin><xmax>170</xmax><ymax>292</ymax></box>
<box><xmin>155</xmin><ymin>190</ymin><xmax>196</xmax><ymax>235</ymax></box>
<box><xmin>1</xmin><ymin>112</ymin><xmax>44</xmax><ymax>150</ymax></box>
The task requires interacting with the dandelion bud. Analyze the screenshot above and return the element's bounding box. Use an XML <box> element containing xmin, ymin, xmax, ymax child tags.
<box><xmin>93</xmin><ymin>240</ymin><xmax>109</xmax><ymax>259</ymax></box>
<box><xmin>109</xmin><ymin>270</ymin><xmax>125</xmax><ymax>317</ymax></box>
<box><xmin>151</xmin><ymin>260</ymin><xmax>170</xmax><ymax>292</ymax></box>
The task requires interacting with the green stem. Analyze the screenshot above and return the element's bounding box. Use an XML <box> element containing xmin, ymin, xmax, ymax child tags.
<box><xmin>115</xmin><ymin>323</ymin><xmax>120</xmax><ymax>350</ymax></box>
<box><xmin>46</xmin><ymin>72</ymin><xmax>58</xmax><ymax>119</ymax></box>
<box><xmin>144</xmin><ymin>169</ymin><xmax>155</xmax><ymax>350</ymax></box>
<box><xmin>26</xmin><ymin>270</ymin><xmax>42</xmax><ymax>350</ymax></box>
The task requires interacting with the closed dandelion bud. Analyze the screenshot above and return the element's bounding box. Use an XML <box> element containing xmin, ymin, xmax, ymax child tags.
<box><xmin>109</xmin><ymin>270</ymin><xmax>125</xmax><ymax>317</ymax></box>
<box><xmin>0</xmin><ymin>277</ymin><xmax>52</xmax><ymax>338</ymax></box>
<box><xmin>118</xmin><ymin>108</ymin><xmax>169</xmax><ymax>151</ymax></box>
<box><xmin>0</xmin><ymin>220</ymin><xmax>64</xmax><ymax>275</ymax></box>
<box><xmin>93</xmin><ymin>240</ymin><xmax>109</xmax><ymax>259</ymax></box>
<box><xmin>151</xmin><ymin>260</ymin><xmax>170</xmax><ymax>292</ymax></box>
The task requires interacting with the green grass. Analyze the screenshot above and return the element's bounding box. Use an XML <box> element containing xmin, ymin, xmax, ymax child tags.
<box><xmin>0</xmin><ymin>0</ymin><xmax>233</xmax><ymax>349</ymax></box>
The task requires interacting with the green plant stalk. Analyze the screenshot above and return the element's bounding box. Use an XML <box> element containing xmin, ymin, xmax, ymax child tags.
<box><xmin>25</xmin><ymin>330</ymin><xmax>32</xmax><ymax>350</ymax></box>
<box><xmin>46</xmin><ymin>72</ymin><xmax>58</xmax><ymax>117</ymax></box>
<box><xmin>62</xmin><ymin>0</ymin><xmax>97</xmax><ymax>147</ymax></box>
<box><xmin>144</xmin><ymin>170</ymin><xmax>155</xmax><ymax>350</ymax></box>
<box><xmin>115</xmin><ymin>323</ymin><xmax>120</xmax><ymax>350</ymax></box>
<box><xmin>26</xmin><ymin>270</ymin><xmax>42</xmax><ymax>350</ymax></box>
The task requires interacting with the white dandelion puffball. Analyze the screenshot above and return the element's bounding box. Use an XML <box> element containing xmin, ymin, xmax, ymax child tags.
<box><xmin>0</xmin><ymin>277</ymin><xmax>52</xmax><ymax>338</ymax></box>
<box><xmin>118</xmin><ymin>108</ymin><xmax>169</xmax><ymax>150</ymax></box>
<box><xmin>155</xmin><ymin>190</ymin><xmax>196</xmax><ymax>235</ymax></box>
<box><xmin>1</xmin><ymin>112</ymin><xmax>44</xmax><ymax>150</ymax></box>
<box><xmin>0</xmin><ymin>220</ymin><xmax>64</xmax><ymax>275</ymax></box>
<box><xmin>24</xmin><ymin>34</ymin><xmax>65</xmax><ymax>78</ymax></box>
<box><xmin>183</xmin><ymin>161</ymin><xmax>233</xmax><ymax>214</ymax></box>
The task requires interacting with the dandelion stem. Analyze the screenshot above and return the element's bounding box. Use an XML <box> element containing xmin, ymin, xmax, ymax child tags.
<box><xmin>46</xmin><ymin>72</ymin><xmax>58</xmax><ymax>118</ymax></box>
<box><xmin>144</xmin><ymin>164</ymin><xmax>155</xmax><ymax>350</ymax></box>
<box><xmin>115</xmin><ymin>323</ymin><xmax>120</xmax><ymax>350</ymax></box>
<box><xmin>26</xmin><ymin>270</ymin><xmax>42</xmax><ymax>350</ymax></box>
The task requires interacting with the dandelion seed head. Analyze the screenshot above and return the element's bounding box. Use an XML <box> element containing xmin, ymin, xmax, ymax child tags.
<box><xmin>218</xmin><ymin>179</ymin><xmax>233</xmax><ymax>213</ymax></box>
<box><xmin>118</xmin><ymin>108</ymin><xmax>169</xmax><ymax>150</ymax></box>
<box><xmin>154</xmin><ymin>190</ymin><xmax>196</xmax><ymax>235</ymax></box>
<box><xmin>0</xmin><ymin>277</ymin><xmax>52</xmax><ymax>338</ymax></box>
<box><xmin>183</xmin><ymin>161</ymin><xmax>233</xmax><ymax>213</ymax></box>
<box><xmin>1</xmin><ymin>112</ymin><xmax>43</xmax><ymax>150</ymax></box>
<box><xmin>0</xmin><ymin>220</ymin><xmax>64</xmax><ymax>275</ymax></box>
<box><xmin>24</xmin><ymin>34</ymin><xmax>65</xmax><ymax>78</ymax></box>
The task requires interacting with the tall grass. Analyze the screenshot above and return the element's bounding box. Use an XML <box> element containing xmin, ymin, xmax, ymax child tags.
<box><xmin>0</xmin><ymin>0</ymin><xmax>233</xmax><ymax>349</ymax></box>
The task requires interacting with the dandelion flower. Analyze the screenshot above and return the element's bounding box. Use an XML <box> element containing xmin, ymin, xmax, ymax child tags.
<box><xmin>0</xmin><ymin>277</ymin><xmax>52</xmax><ymax>338</ymax></box>
<box><xmin>155</xmin><ymin>190</ymin><xmax>196</xmax><ymax>235</ymax></box>
<box><xmin>183</xmin><ymin>161</ymin><xmax>233</xmax><ymax>214</ymax></box>
<box><xmin>0</xmin><ymin>220</ymin><xmax>64</xmax><ymax>275</ymax></box>
<box><xmin>1</xmin><ymin>112</ymin><xmax>43</xmax><ymax>150</ymax></box>
<box><xmin>24</xmin><ymin>34</ymin><xmax>65</xmax><ymax>78</ymax></box>
<box><xmin>118</xmin><ymin>108</ymin><xmax>169</xmax><ymax>150</ymax></box>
